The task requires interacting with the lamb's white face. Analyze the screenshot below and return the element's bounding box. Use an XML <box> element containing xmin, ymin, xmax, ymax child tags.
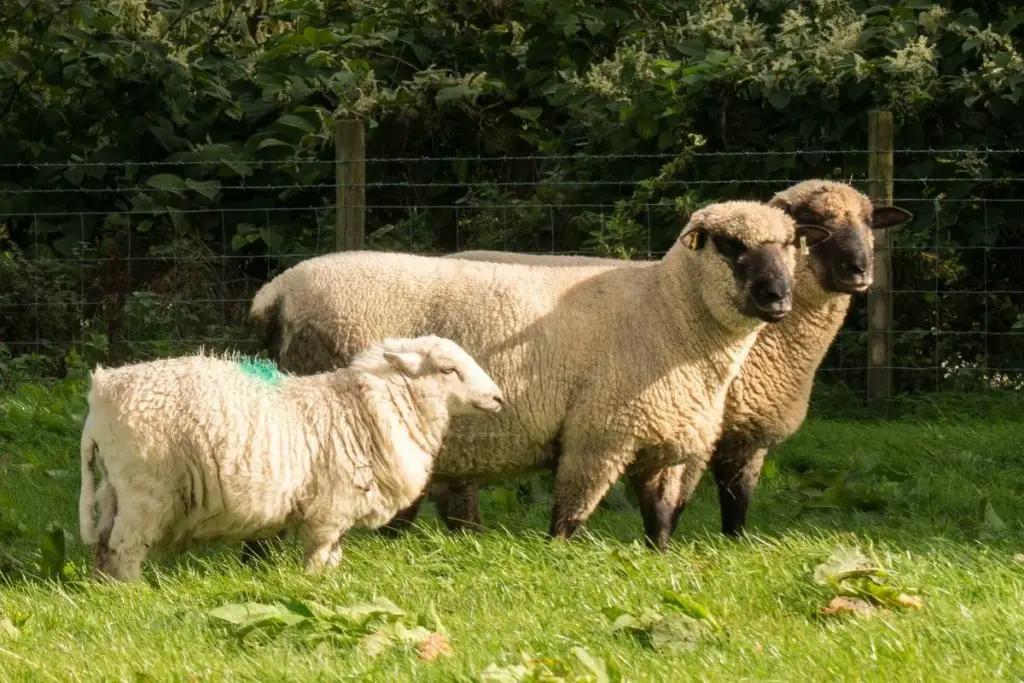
<box><xmin>382</xmin><ymin>337</ymin><xmax>504</xmax><ymax>416</ymax></box>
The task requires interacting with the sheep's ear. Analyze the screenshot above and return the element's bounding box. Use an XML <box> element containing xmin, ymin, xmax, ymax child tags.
<box><xmin>679</xmin><ymin>227</ymin><xmax>707</xmax><ymax>251</ymax></box>
<box><xmin>383</xmin><ymin>351</ymin><xmax>423</xmax><ymax>376</ymax></box>
<box><xmin>795</xmin><ymin>224</ymin><xmax>832</xmax><ymax>247</ymax></box>
<box><xmin>768</xmin><ymin>196</ymin><xmax>791</xmax><ymax>213</ymax></box>
<box><xmin>871</xmin><ymin>206</ymin><xmax>913</xmax><ymax>230</ymax></box>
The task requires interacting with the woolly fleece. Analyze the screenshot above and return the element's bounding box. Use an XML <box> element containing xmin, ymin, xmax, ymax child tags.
<box><xmin>443</xmin><ymin>180</ymin><xmax>907</xmax><ymax>544</ymax></box>
<box><xmin>78</xmin><ymin>336</ymin><xmax>502</xmax><ymax>579</ymax></box>
<box><xmin>247</xmin><ymin>201</ymin><xmax>799</xmax><ymax>532</ymax></box>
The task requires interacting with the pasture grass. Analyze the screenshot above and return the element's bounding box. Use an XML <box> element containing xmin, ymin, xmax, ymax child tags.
<box><xmin>1</xmin><ymin>379</ymin><xmax>1023</xmax><ymax>681</ymax></box>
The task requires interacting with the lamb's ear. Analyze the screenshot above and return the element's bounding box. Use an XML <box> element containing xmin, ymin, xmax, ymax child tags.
<box><xmin>678</xmin><ymin>226</ymin><xmax>708</xmax><ymax>251</ymax></box>
<box><xmin>871</xmin><ymin>206</ymin><xmax>913</xmax><ymax>230</ymax></box>
<box><xmin>795</xmin><ymin>224</ymin><xmax>833</xmax><ymax>247</ymax></box>
<box><xmin>382</xmin><ymin>351</ymin><xmax>423</xmax><ymax>376</ymax></box>
<box><xmin>768</xmin><ymin>196</ymin><xmax>791</xmax><ymax>213</ymax></box>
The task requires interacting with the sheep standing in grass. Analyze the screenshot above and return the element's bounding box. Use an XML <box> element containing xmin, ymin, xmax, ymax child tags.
<box><xmin>438</xmin><ymin>180</ymin><xmax>913</xmax><ymax>548</ymax></box>
<box><xmin>78</xmin><ymin>335</ymin><xmax>503</xmax><ymax>581</ymax></box>
<box><xmin>245</xmin><ymin>201</ymin><xmax>824</xmax><ymax>551</ymax></box>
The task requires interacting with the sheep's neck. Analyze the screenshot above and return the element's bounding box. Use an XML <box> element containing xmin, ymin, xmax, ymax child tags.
<box><xmin>355</xmin><ymin>373</ymin><xmax>444</xmax><ymax>504</ymax></box>
<box><xmin>382</xmin><ymin>375</ymin><xmax>448</xmax><ymax>457</ymax></box>
<box><xmin>777</xmin><ymin>267</ymin><xmax>852</xmax><ymax>363</ymax></box>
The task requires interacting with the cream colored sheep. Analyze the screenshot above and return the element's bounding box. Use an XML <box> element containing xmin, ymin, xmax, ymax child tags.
<box><xmin>246</xmin><ymin>201</ymin><xmax>825</xmax><ymax>545</ymax></box>
<box><xmin>78</xmin><ymin>335</ymin><xmax>503</xmax><ymax>581</ymax></box>
<box><xmin>438</xmin><ymin>180</ymin><xmax>913</xmax><ymax>548</ymax></box>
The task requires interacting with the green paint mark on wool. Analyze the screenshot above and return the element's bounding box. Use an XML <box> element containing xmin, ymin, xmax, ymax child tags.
<box><xmin>235</xmin><ymin>356</ymin><xmax>283</xmax><ymax>385</ymax></box>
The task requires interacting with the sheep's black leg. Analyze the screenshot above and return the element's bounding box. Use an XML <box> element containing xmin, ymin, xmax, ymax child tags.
<box><xmin>710</xmin><ymin>443</ymin><xmax>766</xmax><ymax>538</ymax></box>
<box><xmin>627</xmin><ymin>464</ymin><xmax>687</xmax><ymax>552</ymax></box>
<box><xmin>433</xmin><ymin>480</ymin><xmax>484</xmax><ymax>533</ymax></box>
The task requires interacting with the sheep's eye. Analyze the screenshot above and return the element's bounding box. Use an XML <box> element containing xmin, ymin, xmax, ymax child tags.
<box><xmin>712</xmin><ymin>235</ymin><xmax>747</xmax><ymax>260</ymax></box>
<box><xmin>441</xmin><ymin>367</ymin><xmax>457</xmax><ymax>375</ymax></box>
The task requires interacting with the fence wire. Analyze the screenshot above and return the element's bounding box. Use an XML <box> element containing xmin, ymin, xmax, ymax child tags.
<box><xmin>1</xmin><ymin>148</ymin><xmax>1021</xmax><ymax>397</ymax></box>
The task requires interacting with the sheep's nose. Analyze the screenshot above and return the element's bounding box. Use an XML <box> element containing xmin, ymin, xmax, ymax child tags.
<box><xmin>749</xmin><ymin>278</ymin><xmax>792</xmax><ymax>322</ymax></box>
<box><xmin>493</xmin><ymin>395</ymin><xmax>504</xmax><ymax>407</ymax></box>
<box><xmin>752</xmin><ymin>279</ymin><xmax>787</xmax><ymax>305</ymax></box>
<box><xmin>842</xmin><ymin>259</ymin><xmax>867</xmax><ymax>276</ymax></box>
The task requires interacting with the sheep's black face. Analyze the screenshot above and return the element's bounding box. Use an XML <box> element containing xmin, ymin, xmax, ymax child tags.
<box><xmin>713</xmin><ymin>234</ymin><xmax>794</xmax><ymax>323</ymax></box>
<box><xmin>794</xmin><ymin>204</ymin><xmax>913</xmax><ymax>295</ymax></box>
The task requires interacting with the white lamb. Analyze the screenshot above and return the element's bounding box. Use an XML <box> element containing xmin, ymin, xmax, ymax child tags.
<box><xmin>78</xmin><ymin>335</ymin><xmax>503</xmax><ymax>581</ymax></box>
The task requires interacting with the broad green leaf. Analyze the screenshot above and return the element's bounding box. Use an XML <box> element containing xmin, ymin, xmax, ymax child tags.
<box><xmin>435</xmin><ymin>84</ymin><xmax>478</xmax><ymax>106</ymax></box>
<box><xmin>185</xmin><ymin>179</ymin><xmax>220</xmax><ymax>200</ymax></box>
<box><xmin>661</xmin><ymin>590</ymin><xmax>721</xmax><ymax>632</ymax></box>
<box><xmin>63</xmin><ymin>166</ymin><xmax>86</xmax><ymax>186</ymax></box>
<box><xmin>146</xmin><ymin>174</ymin><xmax>186</xmax><ymax>194</ymax></box>
<box><xmin>767</xmin><ymin>89</ymin><xmax>791</xmax><ymax>110</ymax></box>
<box><xmin>258</xmin><ymin>138</ymin><xmax>292</xmax><ymax>150</ymax></box>
<box><xmin>276</xmin><ymin>114</ymin><xmax>317</xmax><ymax>135</ymax></box>
<box><xmin>647</xmin><ymin>613</ymin><xmax>711</xmax><ymax>652</ymax></box>
<box><xmin>812</xmin><ymin>548</ymin><xmax>884</xmax><ymax>585</ymax></box>
<box><xmin>208</xmin><ymin>602</ymin><xmax>280</xmax><ymax>625</ymax></box>
<box><xmin>331</xmin><ymin>597</ymin><xmax>406</xmax><ymax>625</ymax></box>
<box><xmin>259</xmin><ymin>229</ymin><xmax>284</xmax><ymax>250</ymax></box>
<box><xmin>510</xmin><ymin>107</ymin><xmax>542</xmax><ymax>122</ymax></box>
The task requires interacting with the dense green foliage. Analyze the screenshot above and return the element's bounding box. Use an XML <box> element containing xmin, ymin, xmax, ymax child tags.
<box><xmin>1</xmin><ymin>0</ymin><xmax>1022</xmax><ymax>390</ymax></box>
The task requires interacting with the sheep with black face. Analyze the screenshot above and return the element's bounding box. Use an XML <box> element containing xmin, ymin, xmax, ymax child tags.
<box><xmin>435</xmin><ymin>180</ymin><xmax>912</xmax><ymax>548</ymax></box>
<box><xmin>244</xmin><ymin>201</ymin><xmax>817</xmax><ymax>548</ymax></box>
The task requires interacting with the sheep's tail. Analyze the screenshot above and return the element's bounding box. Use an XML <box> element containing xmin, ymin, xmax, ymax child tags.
<box><xmin>79</xmin><ymin>419</ymin><xmax>99</xmax><ymax>546</ymax></box>
<box><xmin>248</xmin><ymin>278</ymin><xmax>284</xmax><ymax>358</ymax></box>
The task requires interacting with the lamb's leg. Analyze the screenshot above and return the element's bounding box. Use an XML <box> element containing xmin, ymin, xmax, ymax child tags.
<box><xmin>301</xmin><ymin>524</ymin><xmax>344</xmax><ymax>572</ymax></box>
<box><xmin>98</xmin><ymin>493</ymin><xmax>172</xmax><ymax>582</ymax></box>
<box><xmin>710</xmin><ymin>440</ymin><xmax>766</xmax><ymax>538</ymax></box>
<box><xmin>549</xmin><ymin>434</ymin><xmax>635</xmax><ymax>540</ymax></box>
<box><xmin>95</xmin><ymin>479</ymin><xmax>117</xmax><ymax>547</ymax></box>
<box><xmin>433</xmin><ymin>480</ymin><xmax>484</xmax><ymax>533</ymax></box>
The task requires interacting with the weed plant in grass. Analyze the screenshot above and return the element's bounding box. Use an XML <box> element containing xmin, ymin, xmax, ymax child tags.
<box><xmin>1</xmin><ymin>381</ymin><xmax>1023</xmax><ymax>681</ymax></box>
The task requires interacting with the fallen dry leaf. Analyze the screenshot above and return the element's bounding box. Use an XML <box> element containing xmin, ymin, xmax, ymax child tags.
<box><xmin>895</xmin><ymin>594</ymin><xmax>923</xmax><ymax>610</ymax></box>
<box><xmin>416</xmin><ymin>632</ymin><xmax>454</xmax><ymax>661</ymax></box>
<box><xmin>752</xmin><ymin>641</ymin><xmax>763</xmax><ymax>656</ymax></box>
<box><xmin>1014</xmin><ymin>554</ymin><xmax>1024</xmax><ymax>565</ymax></box>
<box><xmin>819</xmin><ymin>596</ymin><xmax>875</xmax><ymax>618</ymax></box>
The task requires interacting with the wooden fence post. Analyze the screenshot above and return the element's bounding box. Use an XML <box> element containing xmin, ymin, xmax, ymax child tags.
<box><xmin>867</xmin><ymin>109</ymin><xmax>894</xmax><ymax>408</ymax></box>
<box><xmin>334</xmin><ymin>119</ymin><xmax>365</xmax><ymax>251</ymax></box>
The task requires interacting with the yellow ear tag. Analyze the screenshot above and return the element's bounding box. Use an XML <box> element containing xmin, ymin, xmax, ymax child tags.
<box><xmin>799</xmin><ymin>234</ymin><xmax>809</xmax><ymax>256</ymax></box>
<box><xmin>684</xmin><ymin>231</ymin><xmax>700</xmax><ymax>250</ymax></box>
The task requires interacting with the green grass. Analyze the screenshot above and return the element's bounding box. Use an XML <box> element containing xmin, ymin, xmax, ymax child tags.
<box><xmin>1</xmin><ymin>380</ymin><xmax>1023</xmax><ymax>681</ymax></box>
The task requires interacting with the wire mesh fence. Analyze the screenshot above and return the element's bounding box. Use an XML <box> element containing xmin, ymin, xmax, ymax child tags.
<box><xmin>1</xmin><ymin>147</ymin><xmax>1021</xmax><ymax>396</ymax></box>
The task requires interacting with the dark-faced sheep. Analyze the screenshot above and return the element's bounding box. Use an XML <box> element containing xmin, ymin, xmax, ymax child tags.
<box><xmin>243</xmin><ymin>201</ymin><xmax>829</xmax><ymax>557</ymax></box>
